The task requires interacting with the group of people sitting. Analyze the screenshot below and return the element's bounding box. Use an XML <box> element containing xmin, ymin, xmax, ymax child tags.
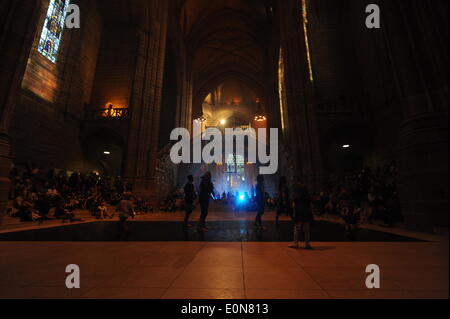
<box><xmin>310</xmin><ymin>164</ymin><xmax>403</xmax><ymax>231</ymax></box>
<box><xmin>7</xmin><ymin>163</ymin><xmax>403</xmax><ymax>246</ymax></box>
<box><xmin>7</xmin><ymin>164</ymin><xmax>140</xmax><ymax>223</ymax></box>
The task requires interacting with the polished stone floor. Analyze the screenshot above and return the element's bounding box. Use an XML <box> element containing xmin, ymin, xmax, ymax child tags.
<box><xmin>0</xmin><ymin>209</ymin><xmax>448</xmax><ymax>299</ymax></box>
<box><xmin>0</xmin><ymin>220</ymin><xmax>424</xmax><ymax>242</ymax></box>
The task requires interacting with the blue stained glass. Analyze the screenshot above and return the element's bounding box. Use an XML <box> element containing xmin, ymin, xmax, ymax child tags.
<box><xmin>38</xmin><ymin>0</ymin><xmax>70</xmax><ymax>63</ymax></box>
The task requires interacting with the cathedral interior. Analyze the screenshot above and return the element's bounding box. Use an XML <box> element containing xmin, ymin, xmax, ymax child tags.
<box><xmin>0</xmin><ymin>0</ymin><xmax>448</xmax><ymax>300</ymax></box>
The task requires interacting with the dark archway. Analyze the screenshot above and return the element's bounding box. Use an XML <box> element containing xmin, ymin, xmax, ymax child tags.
<box><xmin>322</xmin><ymin>123</ymin><xmax>373</xmax><ymax>178</ymax></box>
<box><xmin>81</xmin><ymin>127</ymin><xmax>126</xmax><ymax>176</ymax></box>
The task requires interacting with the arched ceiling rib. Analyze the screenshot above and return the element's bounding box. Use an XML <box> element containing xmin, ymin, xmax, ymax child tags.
<box><xmin>97</xmin><ymin>0</ymin><xmax>274</xmax><ymax>120</ymax></box>
<box><xmin>178</xmin><ymin>0</ymin><xmax>271</xmax><ymax>114</ymax></box>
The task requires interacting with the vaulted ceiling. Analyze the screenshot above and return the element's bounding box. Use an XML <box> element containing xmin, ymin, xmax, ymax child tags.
<box><xmin>176</xmin><ymin>0</ymin><xmax>273</xmax><ymax>110</ymax></box>
<box><xmin>96</xmin><ymin>0</ymin><xmax>275</xmax><ymax>116</ymax></box>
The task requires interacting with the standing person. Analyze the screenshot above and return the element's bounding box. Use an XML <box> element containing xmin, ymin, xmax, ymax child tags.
<box><xmin>290</xmin><ymin>182</ymin><xmax>314</xmax><ymax>249</ymax></box>
<box><xmin>184</xmin><ymin>175</ymin><xmax>197</xmax><ymax>228</ymax></box>
<box><xmin>255</xmin><ymin>175</ymin><xmax>265</xmax><ymax>228</ymax></box>
<box><xmin>198</xmin><ymin>172</ymin><xmax>215</xmax><ymax>232</ymax></box>
<box><xmin>276</xmin><ymin>176</ymin><xmax>291</xmax><ymax>225</ymax></box>
<box><xmin>117</xmin><ymin>192</ymin><xmax>134</xmax><ymax>240</ymax></box>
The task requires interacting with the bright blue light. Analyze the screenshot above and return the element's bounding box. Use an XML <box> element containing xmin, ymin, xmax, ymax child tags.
<box><xmin>239</xmin><ymin>195</ymin><xmax>245</xmax><ymax>201</ymax></box>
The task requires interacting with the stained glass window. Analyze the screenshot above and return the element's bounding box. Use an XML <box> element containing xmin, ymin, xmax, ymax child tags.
<box><xmin>226</xmin><ymin>154</ymin><xmax>236</xmax><ymax>174</ymax></box>
<box><xmin>226</xmin><ymin>154</ymin><xmax>245</xmax><ymax>176</ymax></box>
<box><xmin>38</xmin><ymin>0</ymin><xmax>70</xmax><ymax>63</ymax></box>
<box><xmin>236</xmin><ymin>155</ymin><xmax>245</xmax><ymax>176</ymax></box>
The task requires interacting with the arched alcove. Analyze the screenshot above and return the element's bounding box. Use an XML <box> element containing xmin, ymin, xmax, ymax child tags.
<box><xmin>81</xmin><ymin>127</ymin><xmax>126</xmax><ymax>176</ymax></box>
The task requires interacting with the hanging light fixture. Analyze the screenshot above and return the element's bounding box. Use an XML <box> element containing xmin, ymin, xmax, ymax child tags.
<box><xmin>254</xmin><ymin>98</ymin><xmax>267</xmax><ymax>122</ymax></box>
<box><xmin>195</xmin><ymin>115</ymin><xmax>207</xmax><ymax>123</ymax></box>
<box><xmin>254</xmin><ymin>115</ymin><xmax>267</xmax><ymax>122</ymax></box>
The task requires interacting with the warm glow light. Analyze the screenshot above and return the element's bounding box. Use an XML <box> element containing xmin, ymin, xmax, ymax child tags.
<box><xmin>279</xmin><ymin>48</ymin><xmax>287</xmax><ymax>133</ymax></box>
<box><xmin>195</xmin><ymin>116</ymin><xmax>207</xmax><ymax>123</ymax></box>
<box><xmin>342</xmin><ymin>145</ymin><xmax>351</xmax><ymax>149</ymax></box>
<box><xmin>220</xmin><ymin>119</ymin><xmax>227</xmax><ymax>125</ymax></box>
<box><xmin>302</xmin><ymin>0</ymin><xmax>314</xmax><ymax>83</ymax></box>
<box><xmin>254</xmin><ymin>115</ymin><xmax>267</xmax><ymax>122</ymax></box>
<box><xmin>104</xmin><ymin>151</ymin><xmax>111</xmax><ymax>155</ymax></box>
<box><xmin>101</xmin><ymin>103</ymin><xmax>128</xmax><ymax>118</ymax></box>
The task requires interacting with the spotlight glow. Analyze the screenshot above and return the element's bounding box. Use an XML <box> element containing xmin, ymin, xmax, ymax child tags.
<box><xmin>103</xmin><ymin>151</ymin><xmax>111</xmax><ymax>155</ymax></box>
<box><xmin>342</xmin><ymin>145</ymin><xmax>350</xmax><ymax>149</ymax></box>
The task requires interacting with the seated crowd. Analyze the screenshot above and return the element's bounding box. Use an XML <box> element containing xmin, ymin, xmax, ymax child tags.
<box><xmin>7</xmin><ymin>164</ymin><xmax>152</xmax><ymax>223</ymax></box>
<box><xmin>6</xmin><ymin>163</ymin><xmax>404</xmax><ymax>230</ymax></box>
<box><xmin>311</xmin><ymin>164</ymin><xmax>403</xmax><ymax>229</ymax></box>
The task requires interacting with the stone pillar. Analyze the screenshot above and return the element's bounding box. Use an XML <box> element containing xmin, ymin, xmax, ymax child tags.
<box><xmin>0</xmin><ymin>0</ymin><xmax>42</xmax><ymax>225</ymax></box>
<box><xmin>124</xmin><ymin>0</ymin><xmax>169</xmax><ymax>205</ymax></box>
<box><xmin>382</xmin><ymin>0</ymin><xmax>448</xmax><ymax>231</ymax></box>
<box><xmin>277</xmin><ymin>0</ymin><xmax>324</xmax><ymax>191</ymax></box>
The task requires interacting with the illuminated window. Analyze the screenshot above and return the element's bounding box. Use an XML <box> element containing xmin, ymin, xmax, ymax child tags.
<box><xmin>278</xmin><ymin>48</ymin><xmax>288</xmax><ymax>135</ymax></box>
<box><xmin>236</xmin><ymin>155</ymin><xmax>245</xmax><ymax>176</ymax></box>
<box><xmin>226</xmin><ymin>154</ymin><xmax>236</xmax><ymax>174</ymax></box>
<box><xmin>38</xmin><ymin>0</ymin><xmax>70</xmax><ymax>63</ymax></box>
<box><xmin>302</xmin><ymin>0</ymin><xmax>314</xmax><ymax>83</ymax></box>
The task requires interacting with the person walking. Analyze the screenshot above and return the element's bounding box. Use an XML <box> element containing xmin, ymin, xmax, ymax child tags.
<box><xmin>276</xmin><ymin>176</ymin><xmax>291</xmax><ymax>225</ymax></box>
<box><xmin>198</xmin><ymin>172</ymin><xmax>215</xmax><ymax>232</ymax></box>
<box><xmin>184</xmin><ymin>175</ymin><xmax>197</xmax><ymax>228</ymax></box>
<box><xmin>255</xmin><ymin>175</ymin><xmax>265</xmax><ymax>228</ymax></box>
<box><xmin>289</xmin><ymin>182</ymin><xmax>314</xmax><ymax>249</ymax></box>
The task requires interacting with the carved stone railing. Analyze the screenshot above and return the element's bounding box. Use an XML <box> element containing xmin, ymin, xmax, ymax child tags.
<box><xmin>85</xmin><ymin>108</ymin><xmax>130</xmax><ymax>120</ymax></box>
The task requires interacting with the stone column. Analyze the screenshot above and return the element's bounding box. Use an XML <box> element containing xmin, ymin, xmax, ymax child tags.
<box><xmin>382</xmin><ymin>0</ymin><xmax>448</xmax><ymax>231</ymax></box>
<box><xmin>0</xmin><ymin>0</ymin><xmax>42</xmax><ymax>224</ymax></box>
<box><xmin>124</xmin><ymin>0</ymin><xmax>169</xmax><ymax>205</ymax></box>
<box><xmin>277</xmin><ymin>0</ymin><xmax>324</xmax><ymax>191</ymax></box>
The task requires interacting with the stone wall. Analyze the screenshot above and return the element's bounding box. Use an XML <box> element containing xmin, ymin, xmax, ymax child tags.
<box><xmin>90</xmin><ymin>24</ymin><xmax>138</xmax><ymax>111</ymax></box>
<box><xmin>9</xmin><ymin>0</ymin><xmax>102</xmax><ymax>170</ymax></box>
<box><xmin>309</xmin><ymin>0</ymin><xmax>402</xmax><ymax>167</ymax></box>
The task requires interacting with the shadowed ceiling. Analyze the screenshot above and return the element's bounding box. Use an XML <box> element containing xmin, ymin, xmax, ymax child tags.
<box><xmin>98</xmin><ymin>0</ymin><xmax>150</xmax><ymax>26</ymax></box>
<box><xmin>177</xmin><ymin>0</ymin><xmax>272</xmax><ymax>113</ymax></box>
<box><xmin>96</xmin><ymin>0</ymin><xmax>274</xmax><ymax>118</ymax></box>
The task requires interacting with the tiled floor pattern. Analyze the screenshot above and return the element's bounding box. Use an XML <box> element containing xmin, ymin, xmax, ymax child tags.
<box><xmin>0</xmin><ymin>241</ymin><xmax>447</xmax><ymax>299</ymax></box>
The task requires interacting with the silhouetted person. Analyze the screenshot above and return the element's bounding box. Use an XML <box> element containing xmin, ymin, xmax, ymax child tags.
<box><xmin>290</xmin><ymin>182</ymin><xmax>314</xmax><ymax>249</ymax></box>
<box><xmin>198</xmin><ymin>172</ymin><xmax>215</xmax><ymax>232</ymax></box>
<box><xmin>255</xmin><ymin>175</ymin><xmax>265</xmax><ymax>228</ymax></box>
<box><xmin>184</xmin><ymin>175</ymin><xmax>197</xmax><ymax>228</ymax></box>
<box><xmin>117</xmin><ymin>192</ymin><xmax>134</xmax><ymax>240</ymax></box>
<box><xmin>276</xmin><ymin>176</ymin><xmax>291</xmax><ymax>225</ymax></box>
<box><xmin>107</xmin><ymin>104</ymin><xmax>113</xmax><ymax>117</ymax></box>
